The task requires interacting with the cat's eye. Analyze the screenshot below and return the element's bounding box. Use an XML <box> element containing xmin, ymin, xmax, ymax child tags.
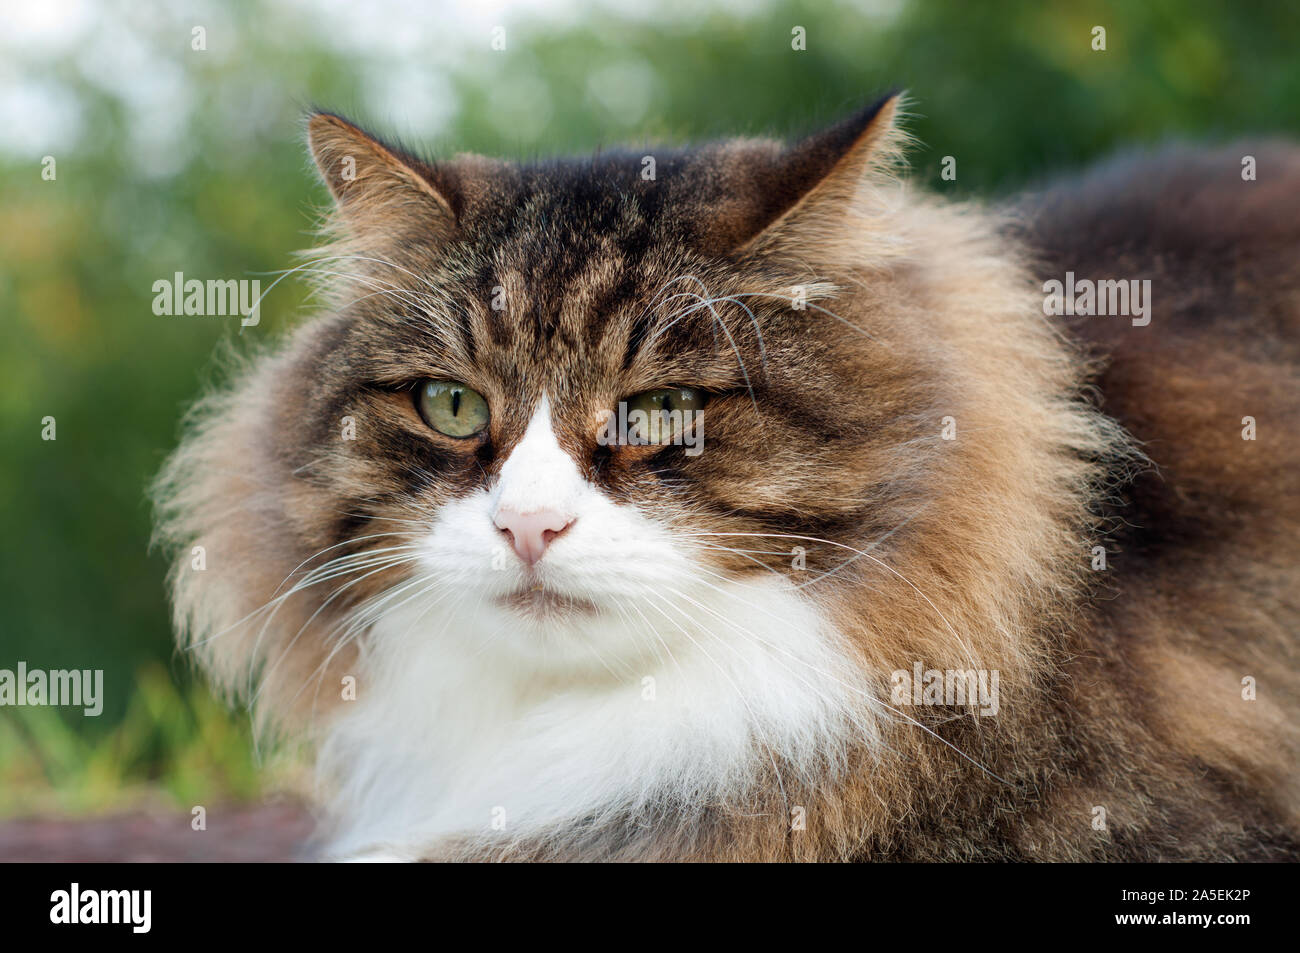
<box><xmin>622</xmin><ymin>387</ymin><xmax>707</xmax><ymax>444</ymax></box>
<box><xmin>415</xmin><ymin>380</ymin><xmax>490</xmax><ymax>438</ymax></box>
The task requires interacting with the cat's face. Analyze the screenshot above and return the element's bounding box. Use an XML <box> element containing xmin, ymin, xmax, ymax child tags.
<box><xmin>164</xmin><ymin>91</ymin><xmax>1084</xmax><ymax>724</ymax></box>
<box><xmin>158</xmin><ymin>99</ymin><xmax>1107</xmax><ymax>850</ymax></box>
<box><xmin>267</xmin><ymin>98</ymin><xmax>939</xmax><ymax>668</ymax></box>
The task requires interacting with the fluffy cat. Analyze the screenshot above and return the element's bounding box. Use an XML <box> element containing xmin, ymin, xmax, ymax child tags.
<box><xmin>154</xmin><ymin>95</ymin><xmax>1300</xmax><ymax>861</ymax></box>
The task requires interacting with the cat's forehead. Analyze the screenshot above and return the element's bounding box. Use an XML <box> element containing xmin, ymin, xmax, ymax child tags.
<box><xmin>394</xmin><ymin>163</ymin><xmax>757</xmax><ymax>383</ymax></box>
<box><xmin>459</xmin><ymin>156</ymin><xmax>711</xmax><ymax>283</ymax></box>
<box><xmin>452</xmin><ymin>234</ymin><xmax>749</xmax><ymax>397</ymax></box>
<box><xmin>340</xmin><ymin>196</ymin><xmax>755</xmax><ymax>409</ymax></box>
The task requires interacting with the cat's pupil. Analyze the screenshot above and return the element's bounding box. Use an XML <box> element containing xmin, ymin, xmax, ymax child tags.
<box><xmin>451</xmin><ymin>389</ymin><xmax>461</xmax><ymax>417</ymax></box>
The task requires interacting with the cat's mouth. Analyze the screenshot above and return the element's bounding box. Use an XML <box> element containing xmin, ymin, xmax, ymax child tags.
<box><xmin>497</xmin><ymin>583</ymin><xmax>600</xmax><ymax>620</ymax></box>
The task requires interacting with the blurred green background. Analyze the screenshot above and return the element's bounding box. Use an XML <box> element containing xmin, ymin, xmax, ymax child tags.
<box><xmin>2</xmin><ymin>0</ymin><xmax>1298</xmax><ymax>816</ymax></box>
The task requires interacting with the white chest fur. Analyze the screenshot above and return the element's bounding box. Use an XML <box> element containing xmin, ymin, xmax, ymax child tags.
<box><xmin>318</xmin><ymin>575</ymin><xmax>873</xmax><ymax>859</ymax></box>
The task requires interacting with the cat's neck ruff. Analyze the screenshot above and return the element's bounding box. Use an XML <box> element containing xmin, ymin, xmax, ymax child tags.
<box><xmin>317</xmin><ymin>574</ymin><xmax>874</xmax><ymax>860</ymax></box>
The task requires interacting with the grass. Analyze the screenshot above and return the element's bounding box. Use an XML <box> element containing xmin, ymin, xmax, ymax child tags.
<box><xmin>0</xmin><ymin>664</ymin><xmax>303</xmax><ymax>817</ymax></box>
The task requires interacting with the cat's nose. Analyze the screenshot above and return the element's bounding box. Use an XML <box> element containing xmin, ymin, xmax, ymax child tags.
<box><xmin>492</xmin><ymin>507</ymin><xmax>575</xmax><ymax>566</ymax></box>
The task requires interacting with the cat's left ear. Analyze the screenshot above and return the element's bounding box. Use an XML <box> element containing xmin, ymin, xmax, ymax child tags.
<box><xmin>306</xmin><ymin>112</ymin><xmax>462</xmax><ymax>242</ymax></box>
<box><xmin>712</xmin><ymin>93</ymin><xmax>909</xmax><ymax>262</ymax></box>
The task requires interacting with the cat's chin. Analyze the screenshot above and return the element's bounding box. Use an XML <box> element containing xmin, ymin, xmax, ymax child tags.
<box><xmin>495</xmin><ymin>584</ymin><xmax>601</xmax><ymax>622</ymax></box>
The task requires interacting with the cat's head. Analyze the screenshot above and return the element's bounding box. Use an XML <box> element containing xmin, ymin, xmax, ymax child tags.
<box><xmin>155</xmin><ymin>95</ymin><xmax>1107</xmax><ymax>734</ymax></box>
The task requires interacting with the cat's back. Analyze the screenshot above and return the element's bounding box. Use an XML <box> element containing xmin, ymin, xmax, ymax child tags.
<box><xmin>1008</xmin><ymin>143</ymin><xmax>1300</xmax><ymax>845</ymax></box>
<box><xmin>1013</xmin><ymin>140</ymin><xmax>1300</xmax><ymax>343</ymax></box>
<box><xmin>1010</xmin><ymin>141</ymin><xmax>1300</xmax><ymax>536</ymax></box>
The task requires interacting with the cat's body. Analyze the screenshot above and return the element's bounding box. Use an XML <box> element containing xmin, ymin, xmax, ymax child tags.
<box><xmin>1002</xmin><ymin>143</ymin><xmax>1300</xmax><ymax>861</ymax></box>
<box><xmin>155</xmin><ymin>98</ymin><xmax>1300</xmax><ymax>861</ymax></box>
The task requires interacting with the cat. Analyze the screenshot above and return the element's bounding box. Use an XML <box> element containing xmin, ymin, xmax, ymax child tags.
<box><xmin>153</xmin><ymin>94</ymin><xmax>1300</xmax><ymax>861</ymax></box>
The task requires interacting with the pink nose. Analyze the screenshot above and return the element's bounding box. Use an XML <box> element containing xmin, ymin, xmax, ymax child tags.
<box><xmin>493</xmin><ymin>507</ymin><xmax>574</xmax><ymax>566</ymax></box>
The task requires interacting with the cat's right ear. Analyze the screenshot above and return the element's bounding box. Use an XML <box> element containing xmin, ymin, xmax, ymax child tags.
<box><xmin>306</xmin><ymin>112</ymin><xmax>458</xmax><ymax>239</ymax></box>
<box><xmin>710</xmin><ymin>94</ymin><xmax>910</xmax><ymax>265</ymax></box>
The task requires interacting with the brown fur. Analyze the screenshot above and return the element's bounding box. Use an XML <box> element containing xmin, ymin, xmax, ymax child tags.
<box><xmin>154</xmin><ymin>99</ymin><xmax>1300</xmax><ymax>860</ymax></box>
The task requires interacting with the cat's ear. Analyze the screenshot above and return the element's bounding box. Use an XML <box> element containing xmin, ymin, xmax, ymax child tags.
<box><xmin>714</xmin><ymin>93</ymin><xmax>908</xmax><ymax>261</ymax></box>
<box><xmin>306</xmin><ymin>112</ymin><xmax>459</xmax><ymax>239</ymax></box>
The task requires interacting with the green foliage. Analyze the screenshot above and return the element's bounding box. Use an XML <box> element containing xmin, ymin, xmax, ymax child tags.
<box><xmin>0</xmin><ymin>664</ymin><xmax>297</xmax><ymax>815</ymax></box>
<box><xmin>2</xmin><ymin>0</ymin><xmax>1297</xmax><ymax>814</ymax></box>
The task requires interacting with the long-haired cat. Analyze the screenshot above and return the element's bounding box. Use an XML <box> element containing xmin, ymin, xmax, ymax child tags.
<box><xmin>154</xmin><ymin>95</ymin><xmax>1300</xmax><ymax>861</ymax></box>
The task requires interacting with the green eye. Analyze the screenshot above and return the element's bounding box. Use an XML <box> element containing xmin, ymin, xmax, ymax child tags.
<box><xmin>622</xmin><ymin>387</ymin><xmax>707</xmax><ymax>444</ymax></box>
<box><xmin>416</xmin><ymin>380</ymin><xmax>489</xmax><ymax>438</ymax></box>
